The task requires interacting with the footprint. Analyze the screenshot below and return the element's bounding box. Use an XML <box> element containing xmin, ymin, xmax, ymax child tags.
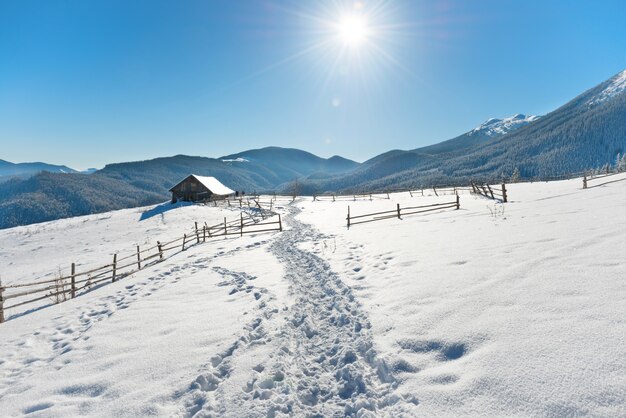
<box><xmin>398</xmin><ymin>339</ymin><xmax>467</xmax><ymax>361</ymax></box>
<box><xmin>391</xmin><ymin>358</ymin><xmax>419</xmax><ymax>373</ymax></box>
<box><xmin>23</xmin><ymin>403</ymin><xmax>54</xmax><ymax>414</ymax></box>
<box><xmin>428</xmin><ymin>374</ymin><xmax>459</xmax><ymax>385</ymax></box>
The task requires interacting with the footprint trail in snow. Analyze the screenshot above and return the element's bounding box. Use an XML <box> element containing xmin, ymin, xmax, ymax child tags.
<box><xmin>178</xmin><ymin>205</ymin><xmax>418</xmax><ymax>417</ymax></box>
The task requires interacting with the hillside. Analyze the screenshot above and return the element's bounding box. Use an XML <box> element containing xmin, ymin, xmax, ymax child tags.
<box><xmin>295</xmin><ymin>70</ymin><xmax>626</xmax><ymax>193</ymax></box>
<box><xmin>0</xmin><ymin>150</ymin><xmax>360</xmax><ymax>229</ymax></box>
<box><xmin>1</xmin><ymin>175</ymin><xmax>625</xmax><ymax>416</ymax></box>
<box><xmin>0</xmin><ymin>172</ymin><xmax>164</xmax><ymax>229</ymax></box>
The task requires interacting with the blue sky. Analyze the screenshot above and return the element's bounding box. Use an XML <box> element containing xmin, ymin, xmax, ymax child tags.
<box><xmin>1</xmin><ymin>0</ymin><xmax>625</xmax><ymax>170</ymax></box>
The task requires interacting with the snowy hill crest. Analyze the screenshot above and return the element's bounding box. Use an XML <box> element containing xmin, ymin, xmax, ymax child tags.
<box><xmin>587</xmin><ymin>69</ymin><xmax>626</xmax><ymax>106</ymax></box>
<box><xmin>468</xmin><ymin>114</ymin><xmax>541</xmax><ymax>138</ymax></box>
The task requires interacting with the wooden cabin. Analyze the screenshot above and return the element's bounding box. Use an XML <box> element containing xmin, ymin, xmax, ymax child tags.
<box><xmin>169</xmin><ymin>174</ymin><xmax>235</xmax><ymax>203</ymax></box>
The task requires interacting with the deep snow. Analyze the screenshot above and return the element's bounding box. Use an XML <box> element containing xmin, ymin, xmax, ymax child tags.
<box><xmin>1</xmin><ymin>175</ymin><xmax>625</xmax><ymax>417</ymax></box>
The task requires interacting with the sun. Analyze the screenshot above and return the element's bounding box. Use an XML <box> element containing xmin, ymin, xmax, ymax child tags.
<box><xmin>337</xmin><ymin>14</ymin><xmax>370</xmax><ymax>47</ymax></box>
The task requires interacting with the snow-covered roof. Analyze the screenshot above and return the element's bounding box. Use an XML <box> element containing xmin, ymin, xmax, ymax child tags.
<box><xmin>169</xmin><ymin>174</ymin><xmax>235</xmax><ymax>195</ymax></box>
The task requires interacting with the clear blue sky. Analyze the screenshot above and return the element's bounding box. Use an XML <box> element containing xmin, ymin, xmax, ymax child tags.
<box><xmin>1</xmin><ymin>0</ymin><xmax>625</xmax><ymax>170</ymax></box>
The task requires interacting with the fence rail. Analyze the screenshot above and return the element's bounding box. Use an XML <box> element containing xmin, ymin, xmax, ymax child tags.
<box><xmin>583</xmin><ymin>171</ymin><xmax>626</xmax><ymax>189</ymax></box>
<box><xmin>0</xmin><ymin>211</ymin><xmax>282</xmax><ymax>324</ymax></box>
<box><xmin>204</xmin><ymin>196</ymin><xmax>276</xmax><ymax>211</ymax></box>
<box><xmin>471</xmin><ymin>182</ymin><xmax>508</xmax><ymax>203</ymax></box>
<box><xmin>312</xmin><ymin>185</ymin><xmax>473</xmax><ymax>202</ymax></box>
<box><xmin>346</xmin><ymin>196</ymin><xmax>460</xmax><ymax>228</ymax></box>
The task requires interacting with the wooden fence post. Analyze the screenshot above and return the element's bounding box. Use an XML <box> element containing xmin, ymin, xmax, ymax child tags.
<box><xmin>112</xmin><ymin>254</ymin><xmax>117</xmax><ymax>282</ymax></box>
<box><xmin>203</xmin><ymin>226</ymin><xmax>206</xmax><ymax>242</ymax></box>
<box><xmin>347</xmin><ymin>206</ymin><xmax>351</xmax><ymax>228</ymax></box>
<box><xmin>240</xmin><ymin>212</ymin><xmax>244</xmax><ymax>237</ymax></box>
<box><xmin>71</xmin><ymin>262</ymin><xmax>76</xmax><ymax>298</ymax></box>
<box><xmin>397</xmin><ymin>203</ymin><xmax>401</xmax><ymax>219</ymax></box>
<box><xmin>195</xmin><ymin>222</ymin><xmax>200</xmax><ymax>244</ymax></box>
<box><xmin>0</xmin><ymin>278</ymin><xmax>4</xmax><ymax>324</ymax></box>
<box><xmin>136</xmin><ymin>245</ymin><xmax>141</xmax><ymax>270</ymax></box>
<box><xmin>278</xmin><ymin>214</ymin><xmax>283</xmax><ymax>232</ymax></box>
<box><xmin>583</xmin><ymin>174</ymin><xmax>588</xmax><ymax>189</ymax></box>
<box><xmin>486</xmin><ymin>184</ymin><xmax>495</xmax><ymax>199</ymax></box>
<box><xmin>456</xmin><ymin>194</ymin><xmax>460</xmax><ymax>209</ymax></box>
<box><xmin>182</xmin><ymin>234</ymin><xmax>187</xmax><ymax>251</ymax></box>
<box><xmin>157</xmin><ymin>242</ymin><xmax>163</xmax><ymax>261</ymax></box>
<box><xmin>332</xmin><ymin>194</ymin><xmax>336</xmax><ymax>202</ymax></box>
<box><xmin>224</xmin><ymin>217</ymin><xmax>227</xmax><ymax>235</ymax></box>
<box><xmin>433</xmin><ymin>187</ymin><xmax>438</xmax><ymax>197</ymax></box>
<box><xmin>502</xmin><ymin>183</ymin><xmax>508</xmax><ymax>202</ymax></box>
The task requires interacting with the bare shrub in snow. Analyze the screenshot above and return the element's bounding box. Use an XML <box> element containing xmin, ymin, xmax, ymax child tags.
<box><xmin>49</xmin><ymin>267</ymin><xmax>69</xmax><ymax>304</ymax></box>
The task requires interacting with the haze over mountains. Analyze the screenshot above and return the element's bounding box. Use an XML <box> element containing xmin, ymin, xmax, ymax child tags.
<box><xmin>0</xmin><ymin>160</ymin><xmax>78</xmax><ymax>182</ymax></box>
<box><xmin>1</xmin><ymin>69</ymin><xmax>625</xmax><ymax>229</ymax></box>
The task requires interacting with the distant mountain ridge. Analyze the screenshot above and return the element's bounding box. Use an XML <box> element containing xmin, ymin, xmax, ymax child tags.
<box><xmin>0</xmin><ymin>159</ymin><xmax>77</xmax><ymax>182</ymax></box>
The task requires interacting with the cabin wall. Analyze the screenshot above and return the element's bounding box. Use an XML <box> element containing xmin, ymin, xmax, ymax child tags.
<box><xmin>171</xmin><ymin>177</ymin><xmax>213</xmax><ymax>202</ymax></box>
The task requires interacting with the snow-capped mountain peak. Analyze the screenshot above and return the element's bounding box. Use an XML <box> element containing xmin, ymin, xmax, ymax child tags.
<box><xmin>468</xmin><ymin>113</ymin><xmax>541</xmax><ymax>138</ymax></box>
<box><xmin>587</xmin><ymin>69</ymin><xmax>626</xmax><ymax>107</ymax></box>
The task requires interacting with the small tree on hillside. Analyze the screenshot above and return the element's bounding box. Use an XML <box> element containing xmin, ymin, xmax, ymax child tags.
<box><xmin>290</xmin><ymin>178</ymin><xmax>301</xmax><ymax>200</ymax></box>
<box><xmin>510</xmin><ymin>167</ymin><xmax>521</xmax><ymax>183</ymax></box>
<box><xmin>616</xmin><ymin>153</ymin><xmax>626</xmax><ymax>172</ymax></box>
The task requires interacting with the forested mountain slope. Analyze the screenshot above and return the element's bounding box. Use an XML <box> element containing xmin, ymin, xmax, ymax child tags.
<box><xmin>292</xmin><ymin>70</ymin><xmax>626</xmax><ymax>193</ymax></box>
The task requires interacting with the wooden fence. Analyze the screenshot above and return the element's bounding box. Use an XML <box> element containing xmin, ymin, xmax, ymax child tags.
<box><xmin>471</xmin><ymin>182</ymin><xmax>508</xmax><ymax>203</ymax></box>
<box><xmin>313</xmin><ymin>185</ymin><xmax>473</xmax><ymax>202</ymax></box>
<box><xmin>0</xmin><ymin>211</ymin><xmax>282</xmax><ymax>324</ymax></box>
<box><xmin>206</xmin><ymin>196</ymin><xmax>275</xmax><ymax>211</ymax></box>
<box><xmin>583</xmin><ymin>171</ymin><xmax>626</xmax><ymax>189</ymax></box>
<box><xmin>346</xmin><ymin>196</ymin><xmax>460</xmax><ymax>228</ymax></box>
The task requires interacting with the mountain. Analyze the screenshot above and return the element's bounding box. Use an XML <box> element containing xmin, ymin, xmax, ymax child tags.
<box><xmin>285</xmin><ymin>113</ymin><xmax>543</xmax><ymax>194</ymax></box>
<box><xmin>416</xmin><ymin>114</ymin><xmax>541</xmax><ymax>155</ymax></box>
<box><xmin>452</xmin><ymin>69</ymin><xmax>626</xmax><ymax>179</ymax></box>
<box><xmin>293</xmin><ymin>69</ymin><xmax>626</xmax><ymax>193</ymax></box>
<box><xmin>220</xmin><ymin>146</ymin><xmax>360</xmax><ymax>182</ymax></box>
<box><xmin>0</xmin><ymin>159</ymin><xmax>77</xmax><ymax>182</ymax></box>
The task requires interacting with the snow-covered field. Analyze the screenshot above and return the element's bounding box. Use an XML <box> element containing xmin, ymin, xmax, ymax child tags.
<box><xmin>1</xmin><ymin>176</ymin><xmax>625</xmax><ymax>417</ymax></box>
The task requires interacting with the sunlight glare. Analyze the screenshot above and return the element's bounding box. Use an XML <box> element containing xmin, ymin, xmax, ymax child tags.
<box><xmin>337</xmin><ymin>14</ymin><xmax>369</xmax><ymax>47</ymax></box>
